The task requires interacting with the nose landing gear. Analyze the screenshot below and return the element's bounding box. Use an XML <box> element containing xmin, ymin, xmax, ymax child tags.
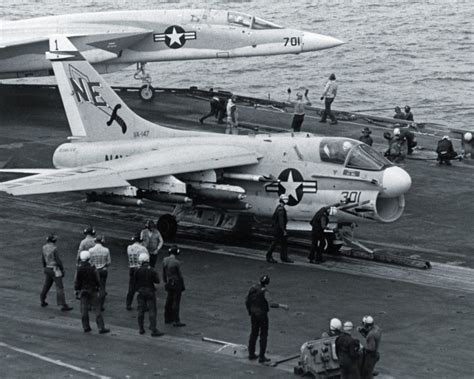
<box><xmin>134</xmin><ymin>62</ymin><xmax>155</xmax><ymax>102</ymax></box>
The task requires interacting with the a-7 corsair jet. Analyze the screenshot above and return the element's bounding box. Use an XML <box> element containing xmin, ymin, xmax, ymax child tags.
<box><xmin>0</xmin><ymin>9</ymin><xmax>343</xmax><ymax>100</ymax></box>
<box><xmin>0</xmin><ymin>37</ymin><xmax>411</xmax><ymax>251</ymax></box>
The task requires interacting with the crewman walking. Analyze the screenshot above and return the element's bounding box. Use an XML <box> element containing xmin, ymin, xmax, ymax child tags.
<box><xmin>135</xmin><ymin>253</ymin><xmax>164</xmax><ymax>337</ymax></box>
<box><xmin>76</xmin><ymin>225</ymin><xmax>96</xmax><ymax>264</ymax></box>
<box><xmin>89</xmin><ymin>235</ymin><xmax>111</xmax><ymax>311</ymax></box>
<box><xmin>140</xmin><ymin>220</ymin><xmax>164</xmax><ymax>268</ymax></box>
<box><xmin>319</xmin><ymin>73</ymin><xmax>338</xmax><ymax>125</ymax></box>
<box><xmin>245</xmin><ymin>275</ymin><xmax>289</xmax><ymax>364</ymax></box>
<box><xmin>358</xmin><ymin>315</ymin><xmax>382</xmax><ymax>379</ymax></box>
<box><xmin>126</xmin><ymin>234</ymin><xmax>148</xmax><ymax>310</ymax></box>
<box><xmin>75</xmin><ymin>251</ymin><xmax>110</xmax><ymax>334</ymax></box>
<box><xmin>40</xmin><ymin>234</ymin><xmax>73</xmax><ymax>311</ymax></box>
<box><xmin>266</xmin><ymin>195</ymin><xmax>293</xmax><ymax>263</ymax></box>
<box><xmin>308</xmin><ymin>206</ymin><xmax>329</xmax><ymax>264</ymax></box>
<box><xmin>163</xmin><ymin>245</ymin><xmax>186</xmax><ymax>327</ymax></box>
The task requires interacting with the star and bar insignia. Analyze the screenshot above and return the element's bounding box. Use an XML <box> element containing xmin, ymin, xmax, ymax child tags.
<box><xmin>265</xmin><ymin>168</ymin><xmax>317</xmax><ymax>206</ymax></box>
<box><xmin>153</xmin><ymin>25</ymin><xmax>197</xmax><ymax>49</ymax></box>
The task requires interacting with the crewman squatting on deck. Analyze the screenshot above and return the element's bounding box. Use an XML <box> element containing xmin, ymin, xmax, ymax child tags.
<box><xmin>319</xmin><ymin>73</ymin><xmax>338</xmax><ymax>125</ymax></box>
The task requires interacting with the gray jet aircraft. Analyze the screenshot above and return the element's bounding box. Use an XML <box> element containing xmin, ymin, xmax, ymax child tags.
<box><xmin>0</xmin><ymin>37</ymin><xmax>411</xmax><ymax>252</ymax></box>
<box><xmin>0</xmin><ymin>9</ymin><xmax>343</xmax><ymax>100</ymax></box>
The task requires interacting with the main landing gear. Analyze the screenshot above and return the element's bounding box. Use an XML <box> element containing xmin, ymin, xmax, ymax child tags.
<box><xmin>134</xmin><ymin>62</ymin><xmax>155</xmax><ymax>102</ymax></box>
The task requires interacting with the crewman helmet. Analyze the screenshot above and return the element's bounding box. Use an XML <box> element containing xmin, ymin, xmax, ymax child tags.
<box><xmin>168</xmin><ymin>245</ymin><xmax>180</xmax><ymax>255</ymax></box>
<box><xmin>83</xmin><ymin>226</ymin><xmax>96</xmax><ymax>236</ymax></box>
<box><xmin>343</xmin><ymin>321</ymin><xmax>354</xmax><ymax>332</ymax></box>
<box><xmin>138</xmin><ymin>253</ymin><xmax>150</xmax><ymax>263</ymax></box>
<box><xmin>95</xmin><ymin>235</ymin><xmax>105</xmax><ymax>243</ymax></box>
<box><xmin>330</xmin><ymin>318</ymin><xmax>342</xmax><ymax>331</ymax></box>
<box><xmin>145</xmin><ymin>219</ymin><xmax>155</xmax><ymax>228</ymax></box>
<box><xmin>79</xmin><ymin>250</ymin><xmax>91</xmax><ymax>261</ymax></box>
<box><xmin>404</xmin><ymin>105</ymin><xmax>411</xmax><ymax>112</ymax></box>
<box><xmin>132</xmin><ymin>233</ymin><xmax>142</xmax><ymax>243</ymax></box>
<box><xmin>464</xmin><ymin>132</ymin><xmax>472</xmax><ymax>142</ymax></box>
<box><xmin>329</xmin><ymin>73</ymin><xmax>336</xmax><ymax>80</ymax></box>
<box><xmin>393</xmin><ymin>128</ymin><xmax>401</xmax><ymax>136</ymax></box>
<box><xmin>260</xmin><ymin>275</ymin><xmax>270</xmax><ymax>286</ymax></box>
<box><xmin>363</xmin><ymin>315</ymin><xmax>374</xmax><ymax>326</ymax></box>
<box><xmin>296</xmin><ymin>92</ymin><xmax>303</xmax><ymax>99</ymax></box>
<box><xmin>442</xmin><ymin>135</ymin><xmax>450</xmax><ymax>141</ymax></box>
<box><xmin>279</xmin><ymin>194</ymin><xmax>289</xmax><ymax>204</ymax></box>
<box><xmin>343</xmin><ymin>141</ymin><xmax>353</xmax><ymax>151</ymax></box>
<box><xmin>46</xmin><ymin>234</ymin><xmax>57</xmax><ymax>243</ymax></box>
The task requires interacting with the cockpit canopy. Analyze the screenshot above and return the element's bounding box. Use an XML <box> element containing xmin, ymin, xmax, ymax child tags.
<box><xmin>319</xmin><ymin>138</ymin><xmax>392</xmax><ymax>171</ymax></box>
<box><xmin>227</xmin><ymin>11</ymin><xmax>282</xmax><ymax>29</ymax></box>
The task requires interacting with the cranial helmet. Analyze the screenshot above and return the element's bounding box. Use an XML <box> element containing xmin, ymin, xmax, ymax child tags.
<box><xmin>279</xmin><ymin>194</ymin><xmax>289</xmax><ymax>203</ymax></box>
<box><xmin>464</xmin><ymin>132</ymin><xmax>472</xmax><ymax>142</ymax></box>
<box><xmin>47</xmin><ymin>234</ymin><xmax>57</xmax><ymax>243</ymax></box>
<box><xmin>132</xmin><ymin>233</ymin><xmax>142</xmax><ymax>243</ymax></box>
<box><xmin>330</xmin><ymin>318</ymin><xmax>342</xmax><ymax>331</ymax></box>
<box><xmin>95</xmin><ymin>235</ymin><xmax>105</xmax><ymax>243</ymax></box>
<box><xmin>343</xmin><ymin>321</ymin><xmax>354</xmax><ymax>332</ymax></box>
<box><xmin>363</xmin><ymin>315</ymin><xmax>374</xmax><ymax>325</ymax></box>
<box><xmin>442</xmin><ymin>135</ymin><xmax>450</xmax><ymax>141</ymax></box>
<box><xmin>79</xmin><ymin>250</ymin><xmax>90</xmax><ymax>261</ymax></box>
<box><xmin>138</xmin><ymin>253</ymin><xmax>150</xmax><ymax>263</ymax></box>
<box><xmin>83</xmin><ymin>226</ymin><xmax>96</xmax><ymax>236</ymax></box>
<box><xmin>393</xmin><ymin>128</ymin><xmax>401</xmax><ymax>136</ymax></box>
<box><xmin>343</xmin><ymin>141</ymin><xmax>353</xmax><ymax>151</ymax></box>
<box><xmin>296</xmin><ymin>92</ymin><xmax>303</xmax><ymax>99</ymax></box>
<box><xmin>260</xmin><ymin>275</ymin><xmax>270</xmax><ymax>286</ymax></box>
<box><xmin>145</xmin><ymin>219</ymin><xmax>155</xmax><ymax>228</ymax></box>
<box><xmin>168</xmin><ymin>245</ymin><xmax>180</xmax><ymax>255</ymax></box>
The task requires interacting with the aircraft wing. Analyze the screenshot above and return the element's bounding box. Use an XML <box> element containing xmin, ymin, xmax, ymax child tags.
<box><xmin>0</xmin><ymin>145</ymin><xmax>260</xmax><ymax>196</ymax></box>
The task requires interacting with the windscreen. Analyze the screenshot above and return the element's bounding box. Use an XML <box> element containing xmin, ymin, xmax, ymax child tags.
<box><xmin>346</xmin><ymin>144</ymin><xmax>392</xmax><ymax>171</ymax></box>
<box><xmin>227</xmin><ymin>12</ymin><xmax>282</xmax><ymax>29</ymax></box>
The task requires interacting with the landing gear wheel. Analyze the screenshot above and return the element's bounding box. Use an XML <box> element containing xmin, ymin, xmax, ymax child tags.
<box><xmin>157</xmin><ymin>214</ymin><xmax>177</xmax><ymax>240</ymax></box>
<box><xmin>139</xmin><ymin>85</ymin><xmax>155</xmax><ymax>102</ymax></box>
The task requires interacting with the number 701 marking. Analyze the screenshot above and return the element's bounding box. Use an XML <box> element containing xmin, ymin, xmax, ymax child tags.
<box><xmin>284</xmin><ymin>37</ymin><xmax>301</xmax><ymax>46</ymax></box>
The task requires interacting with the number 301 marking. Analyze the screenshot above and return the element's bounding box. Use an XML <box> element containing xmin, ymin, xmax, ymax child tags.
<box><xmin>341</xmin><ymin>191</ymin><xmax>361</xmax><ymax>203</ymax></box>
<box><xmin>284</xmin><ymin>37</ymin><xmax>301</xmax><ymax>46</ymax></box>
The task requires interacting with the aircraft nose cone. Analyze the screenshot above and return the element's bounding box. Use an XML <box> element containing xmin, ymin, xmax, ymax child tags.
<box><xmin>380</xmin><ymin>166</ymin><xmax>412</xmax><ymax>198</ymax></box>
<box><xmin>301</xmin><ymin>32</ymin><xmax>344</xmax><ymax>51</ymax></box>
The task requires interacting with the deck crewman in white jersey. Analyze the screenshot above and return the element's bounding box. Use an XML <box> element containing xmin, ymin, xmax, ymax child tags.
<box><xmin>319</xmin><ymin>73</ymin><xmax>338</xmax><ymax>125</ymax></box>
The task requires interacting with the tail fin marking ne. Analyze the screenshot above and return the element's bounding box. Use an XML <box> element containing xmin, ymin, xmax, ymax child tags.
<box><xmin>47</xmin><ymin>36</ymin><xmax>196</xmax><ymax>142</ymax></box>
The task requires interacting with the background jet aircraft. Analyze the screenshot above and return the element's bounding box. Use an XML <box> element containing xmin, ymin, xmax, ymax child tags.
<box><xmin>0</xmin><ymin>37</ymin><xmax>410</xmax><ymax>249</ymax></box>
<box><xmin>0</xmin><ymin>9</ymin><xmax>343</xmax><ymax>100</ymax></box>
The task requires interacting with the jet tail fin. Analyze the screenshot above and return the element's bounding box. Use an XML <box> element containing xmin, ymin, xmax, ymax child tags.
<box><xmin>47</xmin><ymin>36</ymin><xmax>194</xmax><ymax>142</ymax></box>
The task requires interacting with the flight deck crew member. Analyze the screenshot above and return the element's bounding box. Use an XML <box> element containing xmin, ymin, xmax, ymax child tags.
<box><xmin>126</xmin><ymin>234</ymin><xmax>148</xmax><ymax>310</ymax></box>
<box><xmin>163</xmin><ymin>245</ymin><xmax>186</xmax><ymax>327</ymax></box>
<box><xmin>199</xmin><ymin>96</ymin><xmax>226</xmax><ymax>124</ymax></box>
<box><xmin>359</xmin><ymin>127</ymin><xmax>373</xmax><ymax>146</ymax></box>
<box><xmin>358</xmin><ymin>316</ymin><xmax>382</xmax><ymax>379</ymax></box>
<box><xmin>134</xmin><ymin>252</ymin><xmax>164</xmax><ymax>337</ymax></box>
<box><xmin>140</xmin><ymin>220</ymin><xmax>163</xmax><ymax>268</ymax></box>
<box><xmin>76</xmin><ymin>225</ymin><xmax>96</xmax><ymax>264</ymax></box>
<box><xmin>226</xmin><ymin>95</ymin><xmax>238</xmax><ymax>134</ymax></box>
<box><xmin>75</xmin><ymin>251</ymin><xmax>110</xmax><ymax>334</ymax></box>
<box><xmin>89</xmin><ymin>235</ymin><xmax>111</xmax><ymax>311</ymax></box>
<box><xmin>393</xmin><ymin>106</ymin><xmax>405</xmax><ymax>120</ymax></box>
<box><xmin>266</xmin><ymin>195</ymin><xmax>293</xmax><ymax>263</ymax></box>
<box><xmin>336</xmin><ymin>321</ymin><xmax>361</xmax><ymax>379</ymax></box>
<box><xmin>40</xmin><ymin>234</ymin><xmax>73</xmax><ymax>311</ymax></box>
<box><xmin>404</xmin><ymin>105</ymin><xmax>414</xmax><ymax>121</ymax></box>
<box><xmin>245</xmin><ymin>275</ymin><xmax>289</xmax><ymax>364</ymax></box>
<box><xmin>288</xmin><ymin>88</ymin><xmax>311</xmax><ymax>132</ymax></box>
<box><xmin>436</xmin><ymin>135</ymin><xmax>458</xmax><ymax>165</ymax></box>
<box><xmin>319</xmin><ymin>73</ymin><xmax>338</xmax><ymax>125</ymax></box>
<box><xmin>384</xmin><ymin>128</ymin><xmax>407</xmax><ymax>163</ymax></box>
<box><xmin>308</xmin><ymin>206</ymin><xmax>329</xmax><ymax>264</ymax></box>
